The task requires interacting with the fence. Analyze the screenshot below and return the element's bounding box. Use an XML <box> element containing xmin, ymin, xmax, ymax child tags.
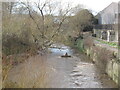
<box><xmin>93</xmin><ymin>24</ymin><xmax>118</xmax><ymax>42</ymax></box>
<box><xmin>94</xmin><ymin>24</ymin><xmax>117</xmax><ymax>30</ymax></box>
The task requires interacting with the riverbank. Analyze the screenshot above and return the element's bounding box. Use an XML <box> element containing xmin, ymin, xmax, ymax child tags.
<box><xmin>2</xmin><ymin>50</ymin><xmax>38</xmax><ymax>88</ymax></box>
<box><xmin>3</xmin><ymin>44</ymin><xmax>118</xmax><ymax>88</ymax></box>
<box><xmin>73</xmin><ymin>36</ymin><xmax>119</xmax><ymax>87</ymax></box>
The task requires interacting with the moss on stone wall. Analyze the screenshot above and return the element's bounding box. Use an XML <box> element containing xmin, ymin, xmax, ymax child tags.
<box><xmin>84</xmin><ymin>46</ymin><xmax>119</xmax><ymax>85</ymax></box>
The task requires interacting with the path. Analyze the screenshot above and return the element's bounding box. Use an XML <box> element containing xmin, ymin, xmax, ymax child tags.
<box><xmin>94</xmin><ymin>40</ymin><xmax>118</xmax><ymax>52</ymax></box>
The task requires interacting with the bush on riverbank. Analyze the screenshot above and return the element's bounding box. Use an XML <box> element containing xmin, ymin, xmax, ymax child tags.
<box><xmin>2</xmin><ymin>14</ymin><xmax>38</xmax><ymax>56</ymax></box>
<box><xmin>2</xmin><ymin>14</ymin><xmax>39</xmax><ymax>87</ymax></box>
<box><xmin>67</xmin><ymin>35</ymin><xmax>84</xmax><ymax>52</ymax></box>
<box><xmin>72</xmin><ymin>36</ymin><xmax>93</xmax><ymax>52</ymax></box>
<box><xmin>75</xmin><ymin>39</ymin><xmax>84</xmax><ymax>52</ymax></box>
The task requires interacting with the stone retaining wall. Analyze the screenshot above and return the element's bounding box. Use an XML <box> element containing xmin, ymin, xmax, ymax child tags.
<box><xmin>84</xmin><ymin>46</ymin><xmax>119</xmax><ymax>85</ymax></box>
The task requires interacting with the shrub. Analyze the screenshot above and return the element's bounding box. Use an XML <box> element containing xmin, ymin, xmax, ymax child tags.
<box><xmin>95</xmin><ymin>47</ymin><xmax>113</xmax><ymax>70</ymax></box>
<box><xmin>83</xmin><ymin>36</ymin><xmax>94</xmax><ymax>48</ymax></box>
<box><xmin>75</xmin><ymin>39</ymin><xmax>84</xmax><ymax>52</ymax></box>
<box><xmin>2</xmin><ymin>33</ymin><xmax>32</xmax><ymax>56</ymax></box>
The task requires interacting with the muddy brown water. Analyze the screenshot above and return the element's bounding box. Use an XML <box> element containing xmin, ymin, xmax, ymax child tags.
<box><xmin>5</xmin><ymin>44</ymin><xmax>118</xmax><ymax>88</ymax></box>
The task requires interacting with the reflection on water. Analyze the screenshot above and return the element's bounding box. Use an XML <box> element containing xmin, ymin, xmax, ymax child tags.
<box><xmin>49</xmin><ymin>44</ymin><xmax>73</xmax><ymax>55</ymax></box>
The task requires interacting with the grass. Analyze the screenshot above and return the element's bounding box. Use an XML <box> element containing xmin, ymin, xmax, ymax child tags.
<box><xmin>118</xmin><ymin>46</ymin><xmax>120</xmax><ymax>49</ymax></box>
<box><xmin>3</xmin><ymin>55</ymin><xmax>50</xmax><ymax>88</ymax></box>
<box><xmin>2</xmin><ymin>51</ymin><xmax>38</xmax><ymax>88</ymax></box>
<box><xmin>96</xmin><ymin>39</ymin><xmax>118</xmax><ymax>48</ymax></box>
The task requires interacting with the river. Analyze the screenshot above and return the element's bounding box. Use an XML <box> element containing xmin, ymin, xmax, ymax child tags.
<box><xmin>5</xmin><ymin>44</ymin><xmax>118</xmax><ymax>88</ymax></box>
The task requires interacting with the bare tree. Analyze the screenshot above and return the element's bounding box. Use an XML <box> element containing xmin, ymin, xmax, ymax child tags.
<box><xmin>20</xmin><ymin>0</ymin><xmax>73</xmax><ymax>50</ymax></box>
<box><xmin>2</xmin><ymin>2</ymin><xmax>17</xmax><ymax>15</ymax></box>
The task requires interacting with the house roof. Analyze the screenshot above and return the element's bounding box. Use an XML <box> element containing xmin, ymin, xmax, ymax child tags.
<box><xmin>99</xmin><ymin>2</ymin><xmax>118</xmax><ymax>14</ymax></box>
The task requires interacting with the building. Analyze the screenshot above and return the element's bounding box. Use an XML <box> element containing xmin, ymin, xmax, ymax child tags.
<box><xmin>94</xmin><ymin>2</ymin><xmax>120</xmax><ymax>42</ymax></box>
<box><xmin>97</xmin><ymin>2</ymin><xmax>119</xmax><ymax>25</ymax></box>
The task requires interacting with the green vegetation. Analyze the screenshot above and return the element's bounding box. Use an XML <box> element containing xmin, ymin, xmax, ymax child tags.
<box><xmin>75</xmin><ymin>39</ymin><xmax>84</xmax><ymax>52</ymax></box>
<box><xmin>96</xmin><ymin>39</ymin><xmax>118</xmax><ymax>47</ymax></box>
<box><xmin>118</xmin><ymin>46</ymin><xmax>120</xmax><ymax>49</ymax></box>
<box><xmin>69</xmin><ymin>38</ymin><xmax>85</xmax><ymax>52</ymax></box>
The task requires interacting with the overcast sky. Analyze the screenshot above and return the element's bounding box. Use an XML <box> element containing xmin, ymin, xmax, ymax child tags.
<box><xmin>60</xmin><ymin>0</ymin><xmax>119</xmax><ymax>14</ymax></box>
<box><xmin>3</xmin><ymin>0</ymin><xmax>120</xmax><ymax>15</ymax></box>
